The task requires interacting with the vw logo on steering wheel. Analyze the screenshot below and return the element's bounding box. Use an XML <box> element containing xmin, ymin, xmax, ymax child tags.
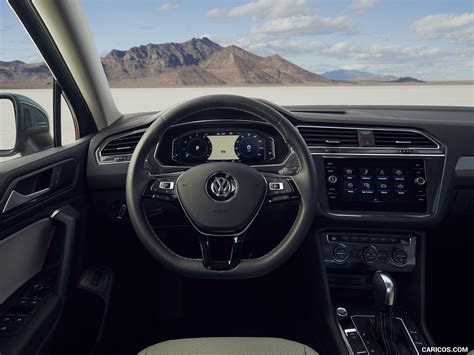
<box><xmin>206</xmin><ymin>172</ymin><xmax>237</xmax><ymax>201</ymax></box>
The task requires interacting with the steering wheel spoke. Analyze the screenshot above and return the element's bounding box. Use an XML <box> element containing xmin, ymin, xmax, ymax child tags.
<box><xmin>142</xmin><ymin>172</ymin><xmax>183</xmax><ymax>202</ymax></box>
<box><xmin>262</xmin><ymin>172</ymin><xmax>301</xmax><ymax>205</ymax></box>
<box><xmin>198</xmin><ymin>234</ymin><xmax>245</xmax><ymax>271</ymax></box>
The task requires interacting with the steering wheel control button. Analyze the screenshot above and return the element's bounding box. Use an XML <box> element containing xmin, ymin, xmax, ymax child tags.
<box><xmin>362</xmin><ymin>246</ymin><xmax>379</xmax><ymax>264</ymax></box>
<box><xmin>266</xmin><ymin>178</ymin><xmax>294</xmax><ymax>200</ymax></box>
<box><xmin>392</xmin><ymin>248</ymin><xmax>408</xmax><ymax>265</ymax></box>
<box><xmin>269</xmin><ymin>182</ymin><xmax>284</xmax><ymax>191</ymax></box>
<box><xmin>328</xmin><ymin>175</ymin><xmax>338</xmax><ymax>184</ymax></box>
<box><xmin>158</xmin><ymin>181</ymin><xmax>175</xmax><ymax>190</ymax></box>
<box><xmin>333</xmin><ymin>245</ymin><xmax>349</xmax><ymax>263</ymax></box>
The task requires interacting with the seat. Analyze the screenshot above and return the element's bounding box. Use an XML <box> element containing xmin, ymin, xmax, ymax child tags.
<box><xmin>138</xmin><ymin>337</ymin><xmax>318</xmax><ymax>355</ymax></box>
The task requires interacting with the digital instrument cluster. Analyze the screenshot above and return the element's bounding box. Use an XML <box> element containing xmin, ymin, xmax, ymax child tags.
<box><xmin>171</xmin><ymin>130</ymin><xmax>276</xmax><ymax>164</ymax></box>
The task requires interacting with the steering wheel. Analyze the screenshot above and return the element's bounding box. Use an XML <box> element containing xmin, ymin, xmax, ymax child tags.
<box><xmin>126</xmin><ymin>95</ymin><xmax>317</xmax><ymax>279</ymax></box>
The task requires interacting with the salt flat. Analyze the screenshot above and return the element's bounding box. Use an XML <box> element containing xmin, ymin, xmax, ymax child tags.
<box><xmin>1</xmin><ymin>85</ymin><xmax>473</xmax><ymax>149</ymax></box>
<box><xmin>110</xmin><ymin>85</ymin><xmax>474</xmax><ymax>113</ymax></box>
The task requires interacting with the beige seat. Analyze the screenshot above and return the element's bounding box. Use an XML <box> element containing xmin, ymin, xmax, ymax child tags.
<box><xmin>138</xmin><ymin>337</ymin><xmax>318</xmax><ymax>355</ymax></box>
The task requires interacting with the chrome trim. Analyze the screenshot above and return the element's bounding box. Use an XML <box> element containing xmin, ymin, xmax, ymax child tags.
<box><xmin>158</xmin><ymin>181</ymin><xmax>175</xmax><ymax>190</ymax></box>
<box><xmin>50</xmin><ymin>209</ymin><xmax>62</xmax><ymax>219</ymax></box>
<box><xmin>312</xmin><ymin>152</ymin><xmax>445</xmax><ymax>157</ymax></box>
<box><xmin>96</xmin><ymin>128</ymin><xmax>147</xmax><ymax>165</ymax></box>
<box><xmin>297</xmin><ymin>124</ymin><xmax>442</xmax><ymax>151</ymax></box>
<box><xmin>3</xmin><ymin>188</ymin><xmax>50</xmax><ymax>213</ymax></box>
<box><xmin>377</xmin><ymin>272</ymin><xmax>396</xmax><ymax>306</ymax></box>
<box><xmin>320</xmin><ymin>146</ymin><xmax>448</xmax><ymax>219</ymax></box>
<box><xmin>268</xmin><ymin>182</ymin><xmax>284</xmax><ymax>191</ymax></box>
<box><xmin>337</xmin><ymin>321</ymin><xmax>355</xmax><ymax>355</ymax></box>
<box><xmin>351</xmin><ymin>315</ymin><xmax>420</xmax><ymax>355</ymax></box>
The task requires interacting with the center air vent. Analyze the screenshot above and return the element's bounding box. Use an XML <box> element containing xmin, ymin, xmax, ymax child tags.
<box><xmin>373</xmin><ymin>130</ymin><xmax>437</xmax><ymax>148</ymax></box>
<box><xmin>298</xmin><ymin>127</ymin><xmax>359</xmax><ymax>147</ymax></box>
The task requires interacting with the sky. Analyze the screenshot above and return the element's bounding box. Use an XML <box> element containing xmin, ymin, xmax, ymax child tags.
<box><xmin>1</xmin><ymin>0</ymin><xmax>473</xmax><ymax>80</ymax></box>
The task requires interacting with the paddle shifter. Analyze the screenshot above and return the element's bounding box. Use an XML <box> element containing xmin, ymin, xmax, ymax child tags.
<box><xmin>370</xmin><ymin>271</ymin><xmax>401</xmax><ymax>355</ymax></box>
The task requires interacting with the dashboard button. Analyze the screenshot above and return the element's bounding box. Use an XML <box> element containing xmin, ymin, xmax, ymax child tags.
<box><xmin>362</xmin><ymin>246</ymin><xmax>378</xmax><ymax>264</ymax></box>
<box><xmin>327</xmin><ymin>175</ymin><xmax>338</xmax><ymax>184</ymax></box>
<box><xmin>392</xmin><ymin>248</ymin><xmax>408</xmax><ymax>265</ymax></box>
<box><xmin>377</xmin><ymin>182</ymin><xmax>389</xmax><ymax>190</ymax></box>
<box><xmin>361</xmin><ymin>181</ymin><xmax>372</xmax><ymax>190</ymax></box>
<box><xmin>414</xmin><ymin>177</ymin><xmax>426</xmax><ymax>186</ymax></box>
<box><xmin>359</xmin><ymin>168</ymin><xmax>373</xmax><ymax>177</ymax></box>
<box><xmin>344</xmin><ymin>181</ymin><xmax>355</xmax><ymax>189</ymax></box>
<box><xmin>376</xmin><ymin>168</ymin><xmax>389</xmax><ymax>176</ymax></box>
<box><xmin>333</xmin><ymin>245</ymin><xmax>349</xmax><ymax>262</ymax></box>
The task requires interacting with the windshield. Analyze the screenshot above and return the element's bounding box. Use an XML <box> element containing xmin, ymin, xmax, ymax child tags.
<box><xmin>82</xmin><ymin>0</ymin><xmax>473</xmax><ymax>111</ymax></box>
<box><xmin>3</xmin><ymin>0</ymin><xmax>474</xmax><ymax>114</ymax></box>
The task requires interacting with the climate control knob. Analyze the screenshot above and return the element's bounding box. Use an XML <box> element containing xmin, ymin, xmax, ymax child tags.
<box><xmin>414</xmin><ymin>177</ymin><xmax>426</xmax><ymax>186</ymax></box>
<box><xmin>328</xmin><ymin>175</ymin><xmax>338</xmax><ymax>184</ymax></box>
<box><xmin>333</xmin><ymin>245</ymin><xmax>349</xmax><ymax>263</ymax></box>
<box><xmin>362</xmin><ymin>246</ymin><xmax>379</xmax><ymax>264</ymax></box>
<box><xmin>392</xmin><ymin>248</ymin><xmax>408</xmax><ymax>265</ymax></box>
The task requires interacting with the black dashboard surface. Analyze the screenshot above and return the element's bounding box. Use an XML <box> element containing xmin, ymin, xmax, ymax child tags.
<box><xmin>87</xmin><ymin>104</ymin><xmax>474</xmax><ymax>227</ymax></box>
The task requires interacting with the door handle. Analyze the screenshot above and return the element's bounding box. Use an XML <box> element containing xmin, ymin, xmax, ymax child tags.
<box><xmin>2</xmin><ymin>188</ymin><xmax>50</xmax><ymax>213</ymax></box>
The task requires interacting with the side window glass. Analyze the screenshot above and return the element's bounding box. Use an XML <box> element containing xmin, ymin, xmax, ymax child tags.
<box><xmin>0</xmin><ymin>3</ymin><xmax>78</xmax><ymax>163</ymax></box>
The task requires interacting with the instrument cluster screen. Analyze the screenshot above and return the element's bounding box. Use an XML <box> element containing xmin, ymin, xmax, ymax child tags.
<box><xmin>171</xmin><ymin>130</ymin><xmax>275</xmax><ymax>164</ymax></box>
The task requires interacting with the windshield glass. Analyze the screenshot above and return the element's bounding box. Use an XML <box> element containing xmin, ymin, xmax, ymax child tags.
<box><xmin>6</xmin><ymin>0</ymin><xmax>474</xmax><ymax>113</ymax></box>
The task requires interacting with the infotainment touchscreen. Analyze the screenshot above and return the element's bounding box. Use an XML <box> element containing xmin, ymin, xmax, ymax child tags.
<box><xmin>324</xmin><ymin>159</ymin><xmax>427</xmax><ymax>213</ymax></box>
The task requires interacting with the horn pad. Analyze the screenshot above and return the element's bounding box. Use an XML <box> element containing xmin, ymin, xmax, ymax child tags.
<box><xmin>177</xmin><ymin>162</ymin><xmax>267</xmax><ymax>235</ymax></box>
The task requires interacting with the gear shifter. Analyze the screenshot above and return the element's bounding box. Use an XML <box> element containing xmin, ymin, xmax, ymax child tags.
<box><xmin>373</xmin><ymin>270</ymin><xmax>397</xmax><ymax>312</ymax></box>
<box><xmin>370</xmin><ymin>271</ymin><xmax>401</xmax><ymax>355</ymax></box>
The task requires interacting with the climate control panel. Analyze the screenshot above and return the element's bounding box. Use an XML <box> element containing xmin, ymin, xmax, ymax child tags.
<box><xmin>320</xmin><ymin>231</ymin><xmax>417</xmax><ymax>272</ymax></box>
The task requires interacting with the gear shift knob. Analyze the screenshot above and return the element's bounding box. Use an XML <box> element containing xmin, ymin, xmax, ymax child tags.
<box><xmin>372</xmin><ymin>271</ymin><xmax>396</xmax><ymax>312</ymax></box>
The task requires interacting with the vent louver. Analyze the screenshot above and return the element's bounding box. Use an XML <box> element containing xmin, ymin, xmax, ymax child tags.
<box><xmin>373</xmin><ymin>130</ymin><xmax>437</xmax><ymax>148</ymax></box>
<box><xmin>101</xmin><ymin>131</ymin><xmax>144</xmax><ymax>156</ymax></box>
<box><xmin>298</xmin><ymin>127</ymin><xmax>359</xmax><ymax>147</ymax></box>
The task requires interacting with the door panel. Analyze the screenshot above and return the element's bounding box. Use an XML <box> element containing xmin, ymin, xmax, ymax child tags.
<box><xmin>0</xmin><ymin>218</ymin><xmax>54</xmax><ymax>304</ymax></box>
<box><xmin>0</xmin><ymin>138</ymin><xmax>90</xmax><ymax>355</ymax></box>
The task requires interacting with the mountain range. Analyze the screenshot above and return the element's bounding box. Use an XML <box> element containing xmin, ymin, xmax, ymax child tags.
<box><xmin>0</xmin><ymin>38</ymin><xmax>423</xmax><ymax>88</ymax></box>
<box><xmin>321</xmin><ymin>69</ymin><xmax>425</xmax><ymax>83</ymax></box>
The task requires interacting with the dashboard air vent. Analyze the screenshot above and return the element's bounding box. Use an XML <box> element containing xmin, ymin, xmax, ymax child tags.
<box><xmin>298</xmin><ymin>127</ymin><xmax>359</xmax><ymax>147</ymax></box>
<box><xmin>101</xmin><ymin>131</ymin><xmax>144</xmax><ymax>156</ymax></box>
<box><xmin>373</xmin><ymin>130</ymin><xmax>437</xmax><ymax>148</ymax></box>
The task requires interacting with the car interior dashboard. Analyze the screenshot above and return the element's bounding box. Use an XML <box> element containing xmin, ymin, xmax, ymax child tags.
<box><xmin>88</xmin><ymin>102</ymin><xmax>474</xmax><ymax>227</ymax></box>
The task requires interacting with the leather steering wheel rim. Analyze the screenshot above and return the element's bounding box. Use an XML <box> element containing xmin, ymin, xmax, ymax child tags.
<box><xmin>126</xmin><ymin>94</ymin><xmax>317</xmax><ymax>279</ymax></box>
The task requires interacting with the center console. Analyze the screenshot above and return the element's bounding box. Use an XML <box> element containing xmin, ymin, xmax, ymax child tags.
<box><xmin>321</xmin><ymin>230</ymin><xmax>417</xmax><ymax>274</ymax></box>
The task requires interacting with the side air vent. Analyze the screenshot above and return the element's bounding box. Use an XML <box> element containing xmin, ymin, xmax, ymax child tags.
<box><xmin>101</xmin><ymin>131</ymin><xmax>144</xmax><ymax>156</ymax></box>
<box><xmin>373</xmin><ymin>130</ymin><xmax>437</xmax><ymax>148</ymax></box>
<box><xmin>298</xmin><ymin>126</ymin><xmax>359</xmax><ymax>147</ymax></box>
<box><xmin>97</xmin><ymin>129</ymin><xmax>146</xmax><ymax>163</ymax></box>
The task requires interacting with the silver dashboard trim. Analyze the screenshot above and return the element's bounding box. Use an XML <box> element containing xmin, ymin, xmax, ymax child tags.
<box><xmin>350</xmin><ymin>315</ymin><xmax>420</xmax><ymax>355</ymax></box>
<box><xmin>96</xmin><ymin>128</ymin><xmax>147</xmax><ymax>165</ymax></box>
<box><xmin>319</xmin><ymin>146</ymin><xmax>448</xmax><ymax>219</ymax></box>
<box><xmin>297</xmin><ymin>124</ymin><xmax>443</xmax><ymax>151</ymax></box>
<box><xmin>95</xmin><ymin>119</ymin><xmax>292</xmax><ymax>169</ymax></box>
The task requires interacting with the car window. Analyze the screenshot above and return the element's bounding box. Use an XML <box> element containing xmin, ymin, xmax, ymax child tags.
<box><xmin>0</xmin><ymin>2</ymin><xmax>78</xmax><ymax>163</ymax></box>
<box><xmin>82</xmin><ymin>0</ymin><xmax>473</xmax><ymax>112</ymax></box>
